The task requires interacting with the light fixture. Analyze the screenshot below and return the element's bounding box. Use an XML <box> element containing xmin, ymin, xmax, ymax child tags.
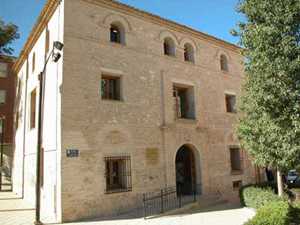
<box><xmin>53</xmin><ymin>41</ymin><xmax>64</xmax><ymax>51</ymax></box>
<box><xmin>52</xmin><ymin>52</ymin><xmax>61</xmax><ymax>63</ymax></box>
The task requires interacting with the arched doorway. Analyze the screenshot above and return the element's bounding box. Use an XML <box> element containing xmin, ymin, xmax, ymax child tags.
<box><xmin>175</xmin><ymin>145</ymin><xmax>196</xmax><ymax>195</ymax></box>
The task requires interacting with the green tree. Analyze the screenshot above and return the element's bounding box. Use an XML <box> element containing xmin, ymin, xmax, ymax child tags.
<box><xmin>0</xmin><ymin>18</ymin><xmax>19</xmax><ymax>55</ymax></box>
<box><xmin>235</xmin><ymin>0</ymin><xmax>300</xmax><ymax>196</ymax></box>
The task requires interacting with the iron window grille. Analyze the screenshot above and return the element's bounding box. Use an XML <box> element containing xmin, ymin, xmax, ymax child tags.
<box><xmin>104</xmin><ymin>156</ymin><xmax>132</xmax><ymax>194</ymax></box>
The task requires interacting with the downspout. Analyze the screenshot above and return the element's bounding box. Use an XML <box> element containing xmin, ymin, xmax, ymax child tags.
<box><xmin>160</xmin><ymin>70</ymin><xmax>168</xmax><ymax>187</ymax></box>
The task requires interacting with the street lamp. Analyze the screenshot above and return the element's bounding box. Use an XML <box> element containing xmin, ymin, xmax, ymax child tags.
<box><xmin>35</xmin><ymin>41</ymin><xmax>63</xmax><ymax>225</ymax></box>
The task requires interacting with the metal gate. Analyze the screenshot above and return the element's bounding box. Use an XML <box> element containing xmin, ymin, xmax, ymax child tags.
<box><xmin>143</xmin><ymin>184</ymin><xmax>201</xmax><ymax>217</ymax></box>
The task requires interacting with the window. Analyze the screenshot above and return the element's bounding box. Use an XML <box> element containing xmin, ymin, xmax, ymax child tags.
<box><xmin>32</xmin><ymin>53</ymin><xmax>36</xmax><ymax>72</ymax></box>
<box><xmin>101</xmin><ymin>75</ymin><xmax>121</xmax><ymax>100</ymax></box>
<box><xmin>0</xmin><ymin>63</ymin><xmax>7</xmax><ymax>78</ymax></box>
<box><xmin>184</xmin><ymin>43</ymin><xmax>194</xmax><ymax>63</ymax></box>
<box><xmin>163</xmin><ymin>38</ymin><xmax>175</xmax><ymax>56</ymax></box>
<box><xmin>17</xmin><ymin>78</ymin><xmax>22</xmax><ymax>95</ymax></box>
<box><xmin>173</xmin><ymin>85</ymin><xmax>195</xmax><ymax>119</ymax></box>
<box><xmin>225</xmin><ymin>94</ymin><xmax>236</xmax><ymax>113</ymax></box>
<box><xmin>220</xmin><ymin>54</ymin><xmax>228</xmax><ymax>71</ymax></box>
<box><xmin>230</xmin><ymin>147</ymin><xmax>243</xmax><ymax>173</ymax></box>
<box><xmin>110</xmin><ymin>23</ymin><xmax>125</xmax><ymax>44</ymax></box>
<box><xmin>105</xmin><ymin>156</ymin><xmax>132</xmax><ymax>193</ymax></box>
<box><xmin>30</xmin><ymin>89</ymin><xmax>36</xmax><ymax>129</ymax></box>
<box><xmin>233</xmin><ymin>180</ymin><xmax>242</xmax><ymax>190</ymax></box>
<box><xmin>16</xmin><ymin>111</ymin><xmax>19</xmax><ymax>130</ymax></box>
<box><xmin>45</xmin><ymin>28</ymin><xmax>50</xmax><ymax>54</ymax></box>
<box><xmin>0</xmin><ymin>90</ymin><xmax>6</xmax><ymax>104</ymax></box>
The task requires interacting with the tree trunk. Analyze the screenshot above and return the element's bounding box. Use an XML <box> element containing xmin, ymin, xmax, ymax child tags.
<box><xmin>277</xmin><ymin>169</ymin><xmax>284</xmax><ymax>197</ymax></box>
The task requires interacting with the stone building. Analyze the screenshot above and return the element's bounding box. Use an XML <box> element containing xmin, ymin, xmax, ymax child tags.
<box><xmin>0</xmin><ymin>55</ymin><xmax>15</xmax><ymax>190</ymax></box>
<box><xmin>12</xmin><ymin>0</ymin><xmax>263</xmax><ymax>223</ymax></box>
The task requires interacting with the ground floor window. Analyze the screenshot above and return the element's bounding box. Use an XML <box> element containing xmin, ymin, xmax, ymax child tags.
<box><xmin>104</xmin><ymin>156</ymin><xmax>132</xmax><ymax>194</ymax></box>
<box><xmin>232</xmin><ymin>180</ymin><xmax>242</xmax><ymax>190</ymax></box>
<box><xmin>230</xmin><ymin>147</ymin><xmax>243</xmax><ymax>174</ymax></box>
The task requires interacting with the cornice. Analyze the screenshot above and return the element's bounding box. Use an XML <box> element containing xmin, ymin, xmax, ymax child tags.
<box><xmin>12</xmin><ymin>0</ymin><xmax>61</xmax><ymax>74</ymax></box>
<box><xmin>84</xmin><ymin>0</ymin><xmax>242</xmax><ymax>52</ymax></box>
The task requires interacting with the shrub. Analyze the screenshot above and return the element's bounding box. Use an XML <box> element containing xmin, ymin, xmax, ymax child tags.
<box><xmin>245</xmin><ymin>201</ymin><xmax>291</xmax><ymax>225</ymax></box>
<box><xmin>240</xmin><ymin>184</ymin><xmax>282</xmax><ymax>209</ymax></box>
<box><xmin>290</xmin><ymin>202</ymin><xmax>300</xmax><ymax>223</ymax></box>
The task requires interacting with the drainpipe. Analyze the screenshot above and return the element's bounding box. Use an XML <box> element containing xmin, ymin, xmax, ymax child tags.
<box><xmin>160</xmin><ymin>70</ymin><xmax>168</xmax><ymax>187</ymax></box>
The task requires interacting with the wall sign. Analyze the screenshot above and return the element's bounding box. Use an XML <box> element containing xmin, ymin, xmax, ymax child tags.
<box><xmin>66</xmin><ymin>149</ymin><xmax>79</xmax><ymax>158</ymax></box>
<box><xmin>146</xmin><ymin>148</ymin><xmax>159</xmax><ymax>165</ymax></box>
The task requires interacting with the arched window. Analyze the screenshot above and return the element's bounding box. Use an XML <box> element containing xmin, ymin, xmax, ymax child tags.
<box><xmin>110</xmin><ymin>23</ymin><xmax>125</xmax><ymax>44</ymax></box>
<box><xmin>163</xmin><ymin>38</ymin><xmax>175</xmax><ymax>56</ymax></box>
<box><xmin>184</xmin><ymin>43</ymin><xmax>194</xmax><ymax>63</ymax></box>
<box><xmin>220</xmin><ymin>54</ymin><xmax>228</xmax><ymax>71</ymax></box>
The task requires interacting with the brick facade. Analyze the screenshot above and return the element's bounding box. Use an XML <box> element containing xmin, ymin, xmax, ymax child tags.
<box><xmin>13</xmin><ymin>0</ymin><xmax>264</xmax><ymax>223</ymax></box>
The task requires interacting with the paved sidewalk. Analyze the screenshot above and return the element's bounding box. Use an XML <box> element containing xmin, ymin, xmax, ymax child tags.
<box><xmin>0</xmin><ymin>192</ymin><xmax>35</xmax><ymax>225</ymax></box>
<box><xmin>0</xmin><ymin>192</ymin><xmax>255</xmax><ymax>225</ymax></box>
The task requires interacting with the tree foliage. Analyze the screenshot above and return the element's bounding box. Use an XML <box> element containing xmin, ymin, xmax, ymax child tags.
<box><xmin>0</xmin><ymin>17</ymin><xmax>19</xmax><ymax>55</ymax></box>
<box><xmin>236</xmin><ymin>0</ymin><xmax>300</xmax><ymax>171</ymax></box>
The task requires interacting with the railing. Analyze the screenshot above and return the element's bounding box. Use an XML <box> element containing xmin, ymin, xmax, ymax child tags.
<box><xmin>143</xmin><ymin>184</ymin><xmax>201</xmax><ymax>217</ymax></box>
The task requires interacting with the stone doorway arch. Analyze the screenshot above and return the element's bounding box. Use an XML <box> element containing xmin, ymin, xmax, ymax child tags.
<box><xmin>175</xmin><ymin>144</ymin><xmax>198</xmax><ymax>195</ymax></box>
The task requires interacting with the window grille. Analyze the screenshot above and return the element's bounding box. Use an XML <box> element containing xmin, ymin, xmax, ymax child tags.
<box><xmin>104</xmin><ymin>156</ymin><xmax>132</xmax><ymax>194</ymax></box>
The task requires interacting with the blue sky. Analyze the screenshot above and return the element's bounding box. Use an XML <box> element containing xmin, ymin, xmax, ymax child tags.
<box><xmin>1</xmin><ymin>0</ymin><xmax>244</xmax><ymax>57</ymax></box>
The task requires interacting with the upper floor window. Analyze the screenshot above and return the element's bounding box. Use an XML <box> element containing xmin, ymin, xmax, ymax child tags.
<box><xmin>0</xmin><ymin>63</ymin><xmax>7</xmax><ymax>78</ymax></box>
<box><xmin>45</xmin><ymin>28</ymin><xmax>50</xmax><ymax>54</ymax></box>
<box><xmin>220</xmin><ymin>54</ymin><xmax>228</xmax><ymax>71</ymax></box>
<box><xmin>163</xmin><ymin>38</ymin><xmax>175</xmax><ymax>56</ymax></box>
<box><xmin>0</xmin><ymin>90</ymin><xmax>6</xmax><ymax>104</ymax></box>
<box><xmin>32</xmin><ymin>53</ymin><xmax>36</xmax><ymax>73</ymax></box>
<box><xmin>225</xmin><ymin>94</ymin><xmax>236</xmax><ymax>113</ymax></box>
<box><xmin>184</xmin><ymin>43</ymin><xmax>194</xmax><ymax>63</ymax></box>
<box><xmin>110</xmin><ymin>23</ymin><xmax>125</xmax><ymax>44</ymax></box>
<box><xmin>101</xmin><ymin>75</ymin><xmax>121</xmax><ymax>101</ymax></box>
<box><xmin>173</xmin><ymin>85</ymin><xmax>195</xmax><ymax>120</ymax></box>
<box><xmin>30</xmin><ymin>89</ymin><xmax>36</xmax><ymax>129</ymax></box>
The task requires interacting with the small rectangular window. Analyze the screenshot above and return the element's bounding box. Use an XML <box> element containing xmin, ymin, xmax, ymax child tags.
<box><xmin>30</xmin><ymin>89</ymin><xmax>36</xmax><ymax>129</ymax></box>
<box><xmin>105</xmin><ymin>156</ymin><xmax>132</xmax><ymax>194</ymax></box>
<box><xmin>32</xmin><ymin>53</ymin><xmax>36</xmax><ymax>72</ymax></box>
<box><xmin>0</xmin><ymin>90</ymin><xmax>6</xmax><ymax>104</ymax></box>
<box><xmin>230</xmin><ymin>147</ymin><xmax>243</xmax><ymax>173</ymax></box>
<box><xmin>16</xmin><ymin>111</ymin><xmax>19</xmax><ymax>130</ymax></box>
<box><xmin>101</xmin><ymin>75</ymin><xmax>121</xmax><ymax>100</ymax></box>
<box><xmin>45</xmin><ymin>28</ymin><xmax>50</xmax><ymax>54</ymax></box>
<box><xmin>173</xmin><ymin>85</ymin><xmax>195</xmax><ymax>119</ymax></box>
<box><xmin>233</xmin><ymin>180</ymin><xmax>242</xmax><ymax>190</ymax></box>
<box><xmin>225</xmin><ymin>94</ymin><xmax>236</xmax><ymax>113</ymax></box>
<box><xmin>0</xmin><ymin>63</ymin><xmax>7</xmax><ymax>78</ymax></box>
